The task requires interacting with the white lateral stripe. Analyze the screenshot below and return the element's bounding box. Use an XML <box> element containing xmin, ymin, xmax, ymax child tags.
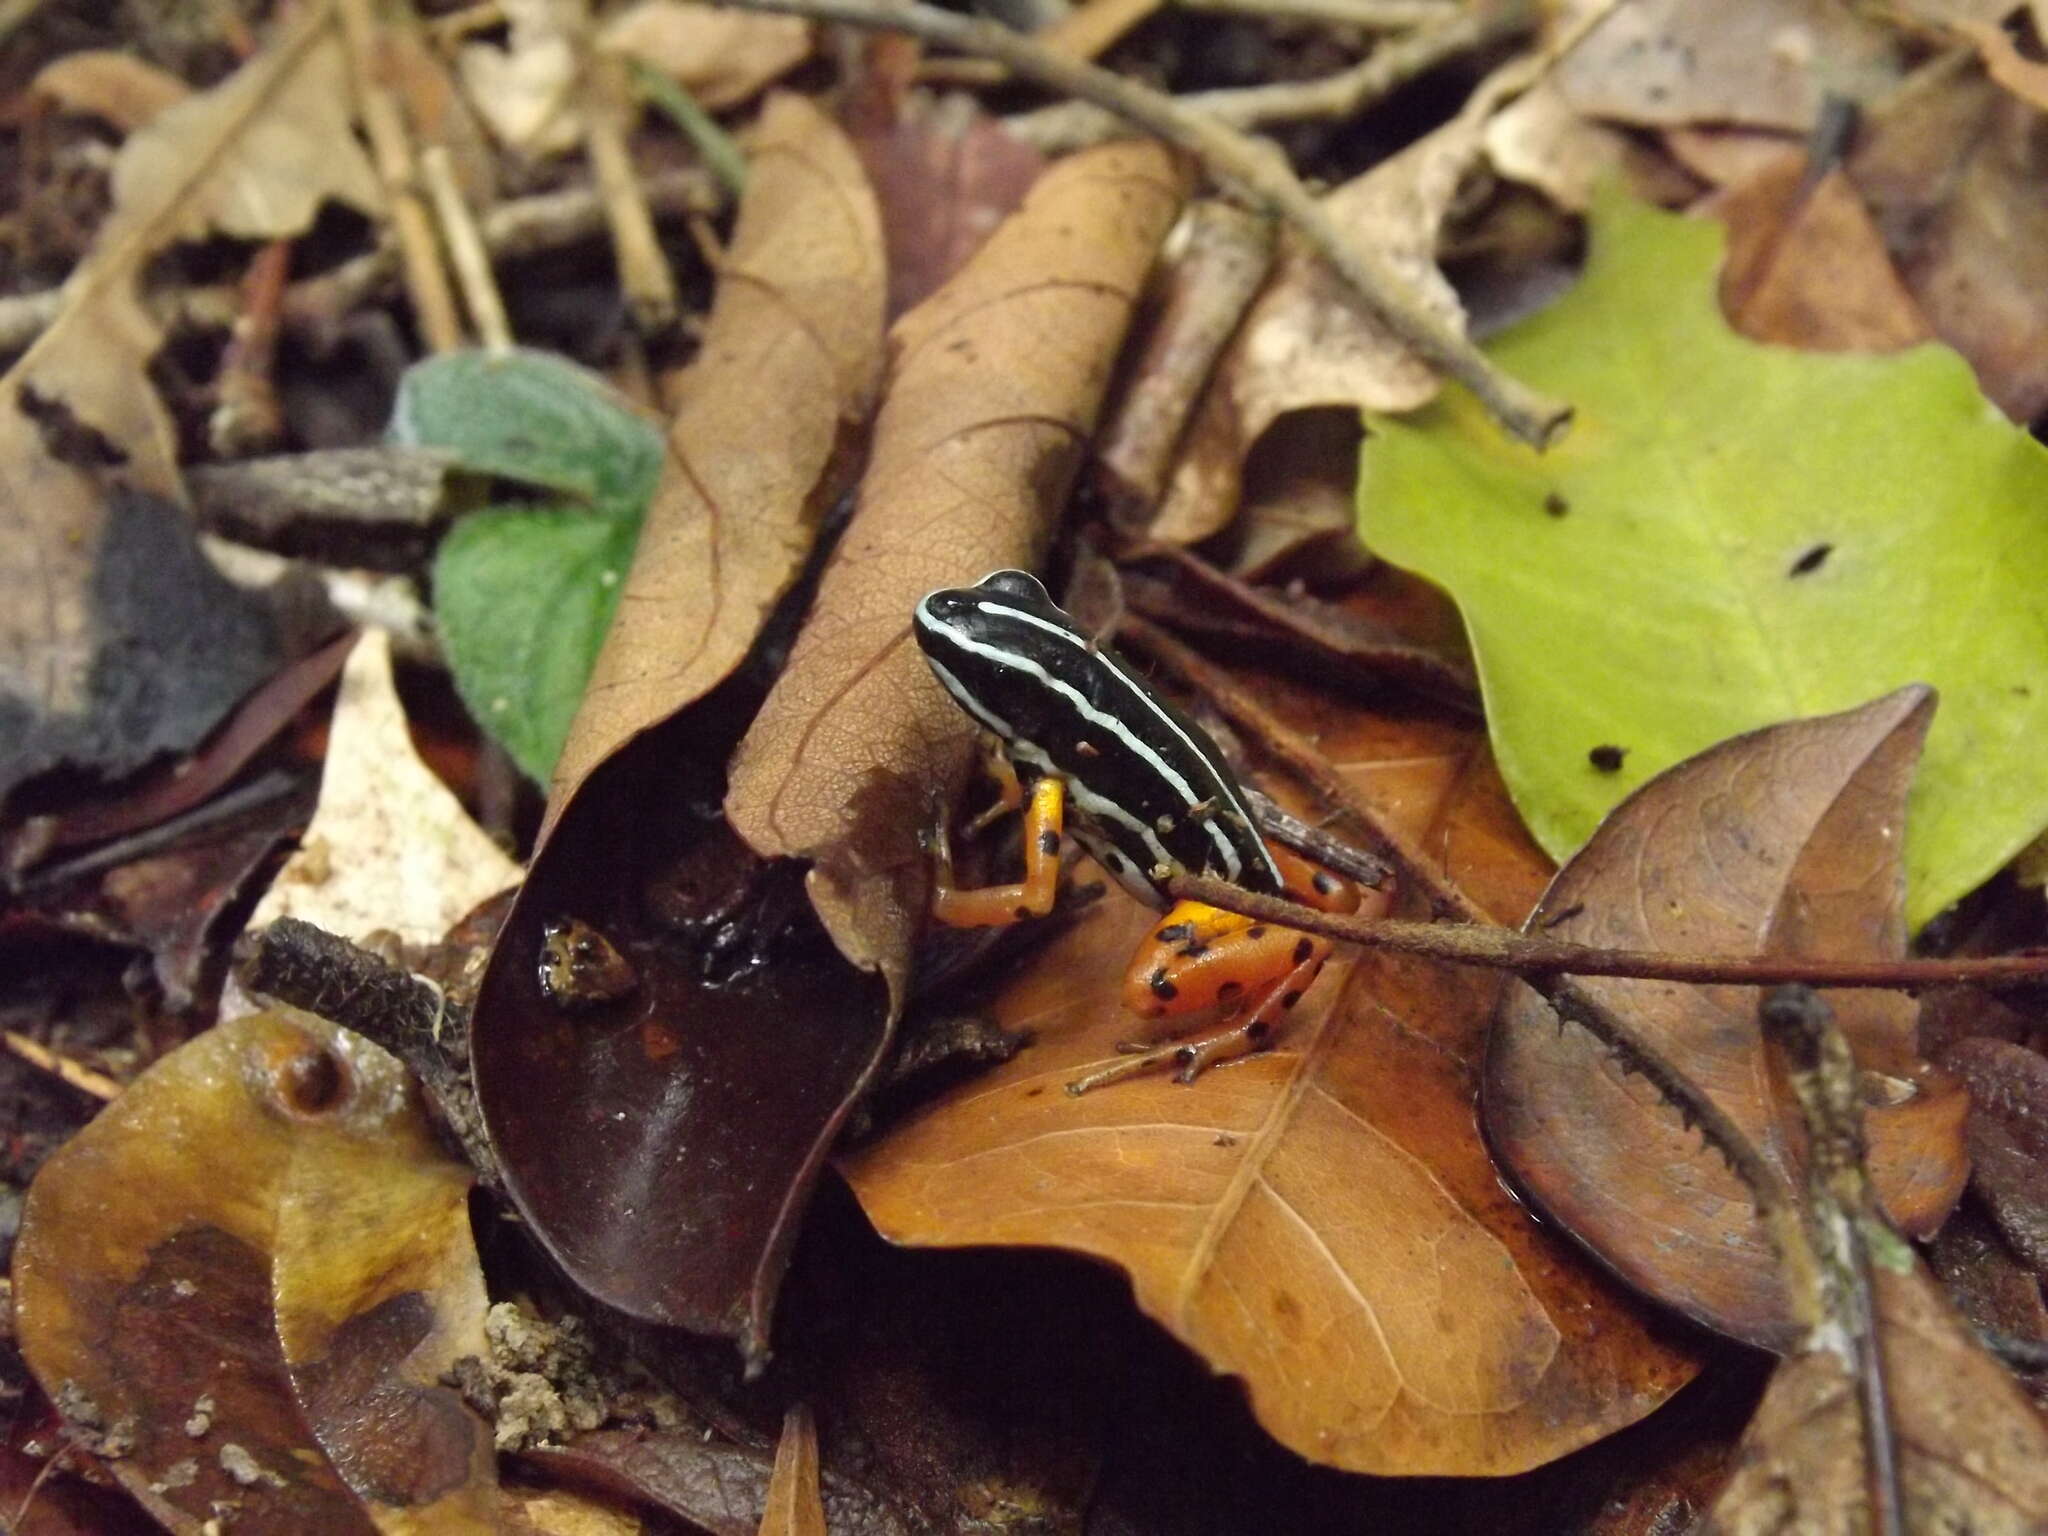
<box><xmin>973</xmin><ymin>599</ymin><xmax>1278</xmax><ymax>886</ymax></box>
<box><xmin>941</xmin><ymin>621</ymin><xmax>1234</xmax><ymax>875</ymax></box>
<box><xmin>924</xmin><ymin>655</ymin><xmax>1016</xmax><ymax>742</ymax></box>
<box><xmin>931</xmin><ymin>643</ymin><xmax>1179</xmax><ymax>878</ymax></box>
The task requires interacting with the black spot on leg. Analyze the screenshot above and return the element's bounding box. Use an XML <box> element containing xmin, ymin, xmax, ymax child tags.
<box><xmin>1247</xmin><ymin>926</ymin><xmax>1268</xmax><ymax>940</ymax></box>
<box><xmin>1292</xmin><ymin>937</ymin><xmax>1313</xmax><ymax>965</ymax></box>
<box><xmin>1037</xmin><ymin>829</ymin><xmax>1060</xmax><ymax>856</ymax></box>
<box><xmin>1149</xmin><ymin>969</ymin><xmax>1178</xmax><ymax>1002</ymax></box>
<box><xmin>1281</xmin><ymin>990</ymin><xmax>1304</xmax><ymax>1009</ymax></box>
<box><xmin>1312</xmin><ymin>871</ymin><xmax>1338</xmax><ymax>896</ymax></box>
<box><xmin>1217</xmin><ymin>981</ymin><xmax>1244</xmax><ymax>1002</ymax></box>
<box><xmin>1156</xmin><ymin>922</ymin><xmax>1195</xmax><ymax>945</ymax></box>
<box><xmin>1245</xmin><ymin>1021</ymin><xmax>1271</xmax><ymax>1042</ymax></box>
<box><xmin>1013</xmin><ymin>905</ymin><xmax>1033</xmax><ymax>920</ymax></box>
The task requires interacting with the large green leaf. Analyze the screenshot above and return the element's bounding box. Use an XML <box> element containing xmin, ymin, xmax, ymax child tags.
<box><xmin>1358</xmin><ymin>189</ymin><xmax>2048</xmax><ymax>926</ymax></box>
<box><xmin>397</xmin><ymin>350</ymin><xmax>665</xmax><ymax>780</ymax></box>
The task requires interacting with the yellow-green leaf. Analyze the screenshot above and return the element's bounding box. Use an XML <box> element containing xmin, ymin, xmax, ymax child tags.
<box><xmin>1357</xmin><ymin>188</ymin><xmax>2048</xmax><ymax>926</ymax></box>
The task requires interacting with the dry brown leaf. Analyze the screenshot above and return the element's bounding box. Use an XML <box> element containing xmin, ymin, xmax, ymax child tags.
<box><xmin>845</xmin><ymin>684</ymin><xmax>1707</xmax><ymax>1476</ymax></box>
<box><xmin>1707</xmin><ymin>158</ymin><xmax>1931</xmax><ymax>352</ymax></box>
<box><xmin>724</xmin><ymin>141</ymin><xmax>1190</xmax><ymax>1006</ymax></box>
<box><xmin>247</xmin><ymin>630</ymin><xmax>520</xmax><ymax>949</ymax></box>
<box><xmin>1663</xmin><ymin>125</ymin><xmax>1805</xmax><ymax>188</ymax></box>
<box><xmin>1950</xmin><ymin>15</ymin><xmax>2048</xmax><ymax>112</ymax></box>
<box><xmin>757</xmin><ymin>1406</ymin><xmax>825</xmax><ymax>1536</ymax></box>
<box><xmin>0</xmin><ymin>3</ymin><xmax>380</xmax><ymax>800</ymax></box>
<box><xmin>13</xmin><ymin>1007</ymin><xmax>497</xmax><ymax>1532</ymax></box>
<box><xmin>1488</xmin><ymin>690</ymin><xmax>1968</xmax><ymax>1349</ymax></box>
<box><xmin>28</xmin><ymin>50</ymin><xmax>191</xmax><ymax>133</ymax></box>
<box><xmin>544</xmin><ymin>92</ymin><xmax>885</xmax><ymax>830</ymax></box>
<box><xmin>600</xmin><ymin>0</ymin><xmax>812</xmax><ymax>111</ymax></box>
<box><xmin>1850</xmin><ymin>64</ymin><xmax>2048</xmax><ymax>423</ymax></box>
<box><xmin>1150</xmin><ymin>56</ymin><xmax>1528</xmax><ymax>543</ymax></box>
<box><xmin>1483</xmin><ymin>80</ymin><xmax>1627</xmax><ymax>212</ymax></box>
<box><xmin>1555</xmin><ymin>0</ymin><xmax>1900</xmax><ymax>131</ymax></box>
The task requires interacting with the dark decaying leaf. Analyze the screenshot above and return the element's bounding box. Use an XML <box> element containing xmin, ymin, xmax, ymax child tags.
<box><xmin>725</xmin><ymin>139</ymin><xmax>1191</xmax><ymax>1008</ymax></box>
<box><xmin>468</xmin><ymin>92</ymin><xmax>890</xmax><ymax>1359</ymax></box>
<box><xmin>470</xmin><ymin>718</ymin><xmax>889</xmax><ymax>1356</ymax></box>
<box><xmin>1941</xmin><ymin>1036</ymin><xmax>2048</xmax><ymax>1280</ymax></box>
<box><xmin>12</xmin><ymin>1008</ymin><xmax>497</xmax><ymax>1532</ymax></box>
<box><xmin>1488</xmin><ymin>687</ymin><xmax>1969</xmax><ymax>1348</ymax></box>
<box><xmin>0</xmin><ymin>489</ymin><xmax>282</xmax><ymax>810</ymax></box>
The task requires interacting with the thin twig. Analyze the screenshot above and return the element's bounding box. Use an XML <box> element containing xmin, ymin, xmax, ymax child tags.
<box><xmin>585</xmin><ymin>52</ymin><xmax>680</xmax><ymax>332</ymax></box>
<box><xmin>338</xmin><ymin>0</ymin><xmax>466</xmax><ymax>351</ymax></box>
<box><xmin>3</xmin><ymin>1030</ymin><xmax>121</xmax><ymax>1101</ymax></box>
<box><xmin>421</xmin><ymin>143</ymin><xmax>514</xmax><ymax>349</ymax></box>
<box><xmin>1010</xmin><ymin>0</ymin><xmax>1528</xmax><ymax>150</ymax></box>
<box><xmin>0</xmin><ymin>167</ymin><xmax>722</xmax><ymax>357</ymax></box>
<box><xmin>1120</xmin><ymin>612</ymin><xmax>1487</xmax><ymax>921</ymax></box>
<box><xmin>633</xmin><ymin>61</ymin><xmax>749</xmax><ymax>197</ymax></box>
<box><xmin>208</xmin><ymin>239</ymin><xmax>292</xmax><ymax>456</ymax></box>
<box><xmin>700</xmin><ymin>0</ymin><xmax>1567</xmax><ymax>446</ymax></box>
<box><xmin>1166</xmin><ymin>875</ymin><xmax>2048</xmax><ymax>992</ymax></box>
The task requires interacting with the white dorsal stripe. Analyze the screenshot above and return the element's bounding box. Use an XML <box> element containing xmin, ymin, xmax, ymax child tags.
<box><xmin>971</xmin><ymin>598</ymin><xmax>1280</xmax><ymax>888</ymax></box>
<box><xmin>936</xmin><ymin>622</ymin><xmax>1241</xmax><ymax>882</ymax></box>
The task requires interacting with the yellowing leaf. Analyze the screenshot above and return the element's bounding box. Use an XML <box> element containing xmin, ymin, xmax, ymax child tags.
<box><xmin>13</xmin><ymin>1008</ymin><xmax>496</xmax><ymax>1532</ymax></box>
<box><xmin>1357</xmin><ymin>189</ymin><xmax>2048</xmax><ymax>926</ymax></box>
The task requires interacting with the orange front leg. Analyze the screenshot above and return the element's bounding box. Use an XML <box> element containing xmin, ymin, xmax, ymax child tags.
<box><xmin>931</xmin><ymin>774</ymin><xmax>1066</xmax><ymax>928</ymax></box>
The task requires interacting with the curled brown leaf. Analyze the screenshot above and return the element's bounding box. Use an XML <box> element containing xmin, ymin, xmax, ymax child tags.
<box><xmin>1487</xmin><ymin>688</ymin><xmax>1969</xmax><ymax>1349</ymax></box>
<box><xmin>544</xmin><ymin>91</ymin><xmax>887</xmax><ymax>828</ymax></box>
<box><xmin>725</xmin><ymin>139</ymin><xmax>1191</xmax><ymax>1007</ymax></box>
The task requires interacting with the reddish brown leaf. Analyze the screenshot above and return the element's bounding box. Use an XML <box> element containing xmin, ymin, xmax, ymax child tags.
<box><xmin>1487</xmin><ymin>688</ymin><xmax>1968</xmax><ymax>1348</ymax></box>
<box><xmin>1943</xmin><ymin>1036</ymin><xmax>2048</xmax><ymax>1279</ymax></box>
<box><xmin>12</xmin><ymin>1008</ymin><xmax>496</xmax><ymax>1532</ymax></box>
<box><xmin>845</xmin><ymin>677</ymin><xmax>1705</xmax><ymax>1476</ymax></box>
<box><xmin>543</xmin><ymin>91</ymin><xmax>886</xmax><ymax>831</ymax></box>
<box><xmin>725</xmin><ymin>141</ymin><xmax>1190</xmax><ymax>1008</ymax></box>
<box><xmin>848</xmin><ymin>95</ymin><xmax>1046</xmax><ymax>319</ymax></box>
<box><xmin>1707</xmin><ymin>159</ymin><xmax>1931</xmax><ymax>352</ymax></box>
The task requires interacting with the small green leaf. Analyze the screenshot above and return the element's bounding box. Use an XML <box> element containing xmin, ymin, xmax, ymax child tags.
<box><xmin>1358</xmin><ymin>188</ymin><xmax>2048</xmax><ymax>926</ymax></box>
<box><xmin>432</xmin><ymin>504</ymin><xmax>639</xmax><ymax>782</ymax></box>
<box><xmin>398</xmin><ymin>349</ymin><xmax>666</xmax><ymax>780</ymax></box>
<box><xmin>392</xmin><ymin>348</ymin><xmax>664</xmax><ymax>507</ymax></box>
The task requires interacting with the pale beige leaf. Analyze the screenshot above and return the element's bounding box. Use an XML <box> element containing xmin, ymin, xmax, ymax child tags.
<box><xmin>1483</xmin><ymin>80</ymin><xmax>1626</xmax><ymax>211</ymax></box>
<box><xmin>1153</xmin><ymin>60</ymin><xmax>1512</xmax><ymax>542</ymax></box>
<box><xmin>600</xmin><ymin>0</ymin><xmax>812</xmax><ymax>111</ymax></box>
<box><xmin>108</xmin><ymin>28</ymin><xmax>382</xmax><ymax>245</ymax></box>
<box><xmin>30</xmin><ymin>50</ymin><xmax>191</xmax><ymax>133</ymax></box>
<box><xmin>544</xmin><ymin>92</ymin><xmax>885</xmax><ymax>829</ymax></box>
<box><xmin>725</xmin><ymin>141</ymin><xmax>1189</xmax><ymax>1005</ymax></box>
<box><xmin>1555</xmin><ymin>0</ymin><xmax>1900</xmax><ymax>131</ymax></box>
<box><xmin>249</xmin><ymin>630</ymin><xmax>520</xmax><ymax>947</ymax></box>
<box><xmin>458</xmin><ymin>0</ymin><xmax>583</xmax><ymax>155</ymax></box>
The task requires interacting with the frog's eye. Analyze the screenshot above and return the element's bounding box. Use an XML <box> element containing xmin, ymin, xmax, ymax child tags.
<box><xmin>974</xmin><ymin>568</ymin><xmax>1052</xmax><ymax>605</ymax></box>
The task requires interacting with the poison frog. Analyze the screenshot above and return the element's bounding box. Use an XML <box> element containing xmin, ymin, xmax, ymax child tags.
<box><xmin>912</xmin><ymin>568</ymin><xmax>1362</xmax><ymax>1092</ymax></box>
